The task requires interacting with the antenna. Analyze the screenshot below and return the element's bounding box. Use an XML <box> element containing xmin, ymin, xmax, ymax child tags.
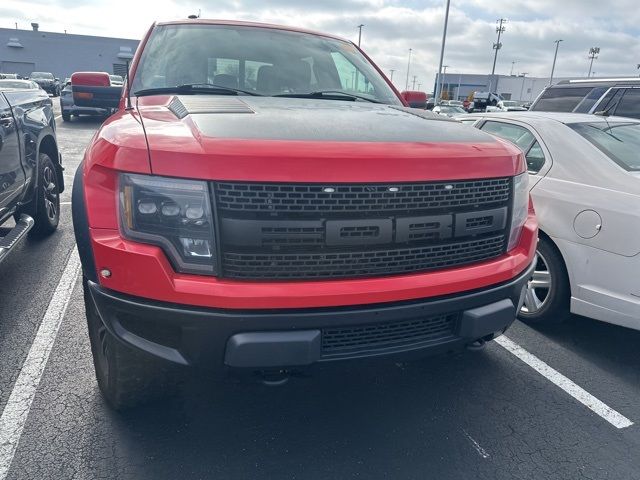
<box><xmin>125</xmin><ymin>59</ymin><xmax>133</xmax><ymax>110</ymax></box>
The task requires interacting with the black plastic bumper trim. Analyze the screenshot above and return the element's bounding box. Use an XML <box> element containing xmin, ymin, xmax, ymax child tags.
<box><xmin>86</xmin><ymin>260</ymin><xmax>535</xmax><ymax>370</ymax></box>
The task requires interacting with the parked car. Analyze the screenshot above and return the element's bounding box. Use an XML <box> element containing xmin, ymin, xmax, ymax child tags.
<box><xmin>432</xmin><ymin>105</ymin><xmax>467</xmax><ymax>117</ymax></box>
<box><xmin>71</xmin><ymin>19</ymin><xmax>536</xmax><ymax>410</ymax></box>
<box><xmin>444</xmin><ymin>100</ymin><xmax>464</xmax><ymax>108</ymax></box>
<box><xmin>60</xmin><ymin>83</ymin><xmax>110</xmax><ymax>122</ymax></box>
<box><xmin>0</xmin><ymin>73</ymin><xmax>18</xmax><ymax>79</ymax></box>
<box><xmin>0</xmin><ymin>85</ymin><xmax>63</xmax><ymax>264</ymax></box>
<box><xmin>460</xmin><ymin>111</ymin><xmax>640</xmax><ymax>330</ymax></box>
<box><xmin>30</xmin><ymin>72</ymin><xmax>61</xmax><ymax>96</ymax></box>
<box><xmin>470</xmin><ymin>91</ymin><xmax>503</xmax><ymax>112</ymax></box>
<box><xmin>530</xmin><ymin>78</ymin><xmax>640</xmax><ymax>119</ymax></box>
<box><xmin>0</xmin><ymin>79</ymin><xmax>41</xmax><ymax>90</ymax></box>
<box><xmin>497</xmin><ymin>100</ymin><xmax>527</xmax><ymax>112</ymax></box>
<box><xmin>109</xmin><ymin>75</ymin><xmax>124</xmax><ymax>87</ymax></box>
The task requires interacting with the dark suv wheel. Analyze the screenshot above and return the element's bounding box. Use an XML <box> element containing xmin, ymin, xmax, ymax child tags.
<box><xmin>25</xmin><ymin>153</ymin><xmax>61</xmax><ymax>237</ymax></box>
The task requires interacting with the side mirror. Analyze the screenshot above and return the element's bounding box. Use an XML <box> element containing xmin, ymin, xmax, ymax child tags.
<box><xmin>400</xmin><ymin>90</ymin><xmax>428</xmax><ymax>109</ymax></box>
<box><xmin>71</xmin><ymin>72</ymin><xmax>121</xmax><ymax>109</ymax></box>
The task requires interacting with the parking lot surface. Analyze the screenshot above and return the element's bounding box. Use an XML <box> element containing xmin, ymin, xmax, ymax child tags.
<box><xmin>1</xmin><ymin>106</ymin><xmax>639</xmax><ymax>480</ymax></box>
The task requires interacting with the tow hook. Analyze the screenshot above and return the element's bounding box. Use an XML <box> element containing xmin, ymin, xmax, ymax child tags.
<box><xmin>466</xmin><ymin>339</ymin><xmax>487</xmax><ymax>351</ymax></box>
<box><xmin>258</xmin><ymin>370</ymin><xmax>291</xmax><ymax>387</ymax></box>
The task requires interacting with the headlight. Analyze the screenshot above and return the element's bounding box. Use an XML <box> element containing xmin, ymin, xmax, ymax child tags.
<box><xmin>507</xmin><ymin>172</ymin><xmax>529</xmax><ymax>251</ymax></box>
<box><xmin>119</xmin><ymin>173</ymin><xmax>217</xmax><ymax>275</ymax></box>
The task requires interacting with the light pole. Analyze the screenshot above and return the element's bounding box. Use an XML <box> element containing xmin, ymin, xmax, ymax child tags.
<box><xmin>405</xmin><ymin>48</ymin><xmax>413</xmax><ymax>90</ymax></box>
<box><xmin>549</xmin><ymin>39</ymin><xmax>563</xmax><ymax>86</ymax></box>
<box><xmin>441</xmin><ymin>65</ymin><xmax>449</xmax><ymax>99</ymax></box>
<box><xmin>519</xmin><ymin>72</ymin><xmax>528</xmax><ymax>101</ymax></box>
<box><xmin>456</xmin><ymin>74</ymin><xmax>461</xmax><ymax>100</ymax></box>
<box><xmin>491</xmin><ymin>18</ymin><xmax>507</xmax><ymax>76</ymax></box>
<box><xmin>418</xmin><ymin>83</ymin><xmax>422</xmax><ymax>90</ymax></box>
<box><xmin>357</xmin><ymin>24</ymin><xmax>364</xmax><ymax>47</ymax></box>
<box><xmin>389</xmin><ymin>69</ymin><xmax>395</xmax><ymax>82</ymax></box>
<box><xmin>510</xmin><ymin>61</ymin><xmax>517</xmax><ymax>76</ymax></box>
<box><xmin>412</xmin><ymin>75</ymin><xmax>417</xmax><ymax>90</ymax></box>
<box><xmin>434</xmin><ymin>0</ymin><xmax>451</xmax><ymax>104</ymax></box>
<box><xmin>588</xmin><ymin>47</ymin><xmax>600</xmax><ymax>77</ymax></box>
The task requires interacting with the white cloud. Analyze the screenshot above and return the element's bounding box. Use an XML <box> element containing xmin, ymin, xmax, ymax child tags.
<box><xmin>1</xmin><ymin>0</ymin><xmax>638</xmax><ymax>92</ymax></box>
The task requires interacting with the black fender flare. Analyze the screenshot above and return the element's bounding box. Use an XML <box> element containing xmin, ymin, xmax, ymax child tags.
<box><xmin>71</xmin><ymin>161</ymin><xmax>98</xmax><ymax>282</ymax></box>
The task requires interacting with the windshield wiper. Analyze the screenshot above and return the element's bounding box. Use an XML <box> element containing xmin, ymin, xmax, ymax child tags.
<box><xmin>134</xmin><ymin>83</ymin><xmax>263</xmax><ymax>97</ymax></box>
<box><xmin>273</xmin><ymin>90</ymin><xmax>383</xmax><ymax>104</ymax></box>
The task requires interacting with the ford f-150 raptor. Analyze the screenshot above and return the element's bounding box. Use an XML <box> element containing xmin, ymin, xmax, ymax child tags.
<box><xmin>71</xmin><ymin>19</ymin><xmax>537</xmax><ymax>410</ymax></box>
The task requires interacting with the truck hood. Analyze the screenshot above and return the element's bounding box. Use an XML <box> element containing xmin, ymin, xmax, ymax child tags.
<box><xmin>136</xmin><ymin>95</ymin><xmax>524</xmax><ymax>182</ymax></box>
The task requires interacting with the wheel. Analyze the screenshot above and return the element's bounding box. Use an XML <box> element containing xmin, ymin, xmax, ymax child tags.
<box><xmin>27</xmin><ymin>153</ymin><xmax>60</xmax><ymax>237</ymax></box>
<box><xmin>518</xmin><ymin>237</ymin><xmax>570</xmax><ymax>324</ymax></box>
<box><xmin>83</xmin><ymin>277</ymin><xmax>178</xmax><ymax>410</ymax></box>
<box><xmin>62</xmin><ymin>112</ymin><xmax>71</xmax><ymax>122</ymax></box>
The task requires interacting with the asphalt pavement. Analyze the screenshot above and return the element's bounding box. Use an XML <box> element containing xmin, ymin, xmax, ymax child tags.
<box><xmin>0</xmin><ymin>102</ymin><xmax>639</xmax><ymax>480</ymax></box>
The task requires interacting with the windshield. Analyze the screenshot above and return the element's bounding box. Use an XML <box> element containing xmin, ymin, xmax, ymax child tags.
<box><xmin>31</xmin><ymin>72</ymin><xmax>54</xmax><ymax>79</ymax></box>
<box><xmin>440</xmin><ymin>106</ymin><xmax>465</xmax><ymax>113</ymax></box>
<box><xmin>131</xmin><ymin>24</ymin><xmax>401</xmax><ymax>104</ymax></box>
<box><xmin>0</xmin><ymin>80</ymin><xmax>34</xmax><ymax>89</ymax></box>
<box><xmin>569</xmin><ymin>122</ymin><xmax>640</xmax><ymax>171</ymax></box>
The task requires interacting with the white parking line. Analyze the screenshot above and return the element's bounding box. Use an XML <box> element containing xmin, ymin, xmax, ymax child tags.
<box><xmin>495</xmin><ymin>336</ymin><xmax>634</xmax><ymax>429</ymax></box>
<box><xmin>54</xmin><ymin>114</ymin><xmax>62</xmax><ymax>121</ymax></box>
<box><xmin>462</xmin><ymin>429</ymin><xmax>490</xmax><ymax>459</ymax></box>
<box><xmin>0</xmin><ymin>247</ymin><xmax>81</xmax><ymax>480</ymax></box>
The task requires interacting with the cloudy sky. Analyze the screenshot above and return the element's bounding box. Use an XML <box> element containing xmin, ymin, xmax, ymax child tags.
<box><xmin>2</xmin><ymin>0</ymin><xmax>638</xmax><ymax>91</ymax></box>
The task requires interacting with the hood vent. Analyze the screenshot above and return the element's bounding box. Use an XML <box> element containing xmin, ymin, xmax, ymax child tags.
<box><xmin>169</xmin><ymin>96</ymin><xmax>254</xmax><ymax>119</ymax></box>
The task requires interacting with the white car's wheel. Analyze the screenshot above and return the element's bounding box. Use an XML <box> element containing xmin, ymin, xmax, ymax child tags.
<box><xmin>518</xmin><ymin>237</ymin><xmax>570</xmax><ymax>324</ymax></box>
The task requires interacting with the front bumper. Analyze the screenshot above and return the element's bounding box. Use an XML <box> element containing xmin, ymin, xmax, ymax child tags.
<box><xmin>87</xmin><ymin>260</ymin><xmax>534</xmax><ymax>371</ymax></box>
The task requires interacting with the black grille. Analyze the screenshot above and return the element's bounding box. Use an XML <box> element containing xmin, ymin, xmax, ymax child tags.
<box><xmin>215</xmin><ymin>178</ymin><xmax>511</xmax><ymax>215</ymax></box>
<box><xmin>321</xmin><ymin>314</ymin><xmax>457</xmax><ymax>358</ymax></box>
<box><xmin>222</xmin><ymin>235</ymin><xmax>506</xmax><ymax>279</ymax></box>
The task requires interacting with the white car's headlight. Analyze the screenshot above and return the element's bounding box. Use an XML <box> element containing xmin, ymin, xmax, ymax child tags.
<box><xmin>508</xmin><ymin>173</ymin><xmax>529</xmax><ymax>251</ymax></box>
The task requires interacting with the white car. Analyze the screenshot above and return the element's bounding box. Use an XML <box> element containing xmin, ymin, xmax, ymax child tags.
<box><xmin>432</xmin><ymin>105</ymin><xmax>467</xmax><ymax>118</ymax></box>
<box><xmin>497</xmin><ymin>100</ymin><xmax>527</xmax><ymax>112</ymax></box>
<box><xmin>460</xmin><ymin>112</ymin><xmax>640</xmax><ymax>330</ymax></box>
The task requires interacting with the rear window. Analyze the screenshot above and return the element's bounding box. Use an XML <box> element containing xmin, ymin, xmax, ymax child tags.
<box><xmin>31</xmin><ymin>72</ymin><xmax>53</xmax><ymax>79</ymax></box>
<box><xmin>531</xmin><ymin>87</ymin><xmax>593</xmax><ymax>112</ymax></box>
<box><xmin>569</xmin><ymin>122</ymin><xmax>640</xmax><ymax>171</ymax></box>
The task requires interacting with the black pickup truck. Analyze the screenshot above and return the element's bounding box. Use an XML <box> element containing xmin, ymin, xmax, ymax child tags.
<box><xmin>0</xmin><ymin>87</ymin><xmax>63</xmax><ymax>264</ymax></box>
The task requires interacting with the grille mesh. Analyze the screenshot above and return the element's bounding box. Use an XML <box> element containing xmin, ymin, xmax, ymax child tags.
<box><xmin>222</xmin><ymin>235</ymin><xmax>506</xmax><ymax>280</ymax></box>
<box><xmin>321</xmin><ymin>314</ymin><xmax>457</xmax><ymax>358</ymax></box>
<box><xmin>215</xmin><ymin>178</ymin><xmax>511</xmax><ymax>215</ymax></box>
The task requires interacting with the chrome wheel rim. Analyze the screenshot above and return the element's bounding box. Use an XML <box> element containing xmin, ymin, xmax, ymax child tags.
<box><xmin>521</xmin><ymin>251</ymin><xmax>552</xmax><ymax>314</ymax></box>
<box><xmin>42</xmin><ymin>165</ymin><xmax>59</xmax><ymax>221</ymax></box>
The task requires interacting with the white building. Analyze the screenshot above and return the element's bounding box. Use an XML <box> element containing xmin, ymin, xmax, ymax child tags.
<box><xmin>433</xmin><ymin>73</ymin><xmax>571</xmax><ymax>103</ymax></box>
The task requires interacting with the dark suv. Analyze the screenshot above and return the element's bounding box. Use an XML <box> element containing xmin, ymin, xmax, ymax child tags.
<box><xmin>530</xmin><ymin>78</ymin><xmax>640</xmax><ymax>119</ymax></box>
<box><xmin>29</xmin><ymin>72</ymin><xmax>61</xmax><ymax>96</ymax></box>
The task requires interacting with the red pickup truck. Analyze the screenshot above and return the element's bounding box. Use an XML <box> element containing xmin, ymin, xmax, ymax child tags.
<box><xmin>71</xmin><ymin>19</ymin><xmax>537</xmax><ymax>409</ymax></box>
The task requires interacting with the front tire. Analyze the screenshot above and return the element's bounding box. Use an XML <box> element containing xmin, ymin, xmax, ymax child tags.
<box><xmin>518</xmin><ymin>237</ymin><xmax>570</xmax><ymax>324</ymax></box>
<box><xmin>27</xmin><ymin>153</ymin><xmax>60</xmax><ymax>237</ymax></box>
<box><xmin>84</xmin><ymin>278</ymin><xmax>178</xmax><ymax>410</ymax></box>
<box><xmin>62</xmin><ymin>112</ymin><xmax>71</xmax><ymax>122</ymax></box>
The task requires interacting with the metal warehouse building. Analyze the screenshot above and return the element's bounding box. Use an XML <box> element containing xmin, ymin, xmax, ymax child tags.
<box><xmin>433</xmin><ymin>73</ymin><xmax>571</xmax><ymax>103</ymax></box>
<box><xmin>0</xmin><ymin>25</ymin><xmax>139</xmax><ymax>80</ymax></box>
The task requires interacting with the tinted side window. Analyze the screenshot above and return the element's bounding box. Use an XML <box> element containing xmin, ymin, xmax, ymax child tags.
<box><xmin>613</xmin><ymin>89</ymin><xmax>640</xmax><ymax>119</ymax></box>
<box><xmin>573</xmin><ymin>86</ymin><xmax>608</xmax><ymax>113</ymax></box>
<box><xmin>525</xmin><ymin>141</ymin><xmax>546</xmax><ymax>174</ymax></box>
<box><xmin>480</xmin><ymin>121</ymin><xmax>535</xmax><ymax>150</ymax></box>
<box><xmin>531</xmin><ymin>87</ymin><xmax>593</xmax><ymax>112</ymax></box>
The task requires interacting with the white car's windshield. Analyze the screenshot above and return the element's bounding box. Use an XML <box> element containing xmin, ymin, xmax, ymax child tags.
<box><xmin>131</xmin><ymin>24</ymin><xmax>401</xmax><ymax>104</ymax></box>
